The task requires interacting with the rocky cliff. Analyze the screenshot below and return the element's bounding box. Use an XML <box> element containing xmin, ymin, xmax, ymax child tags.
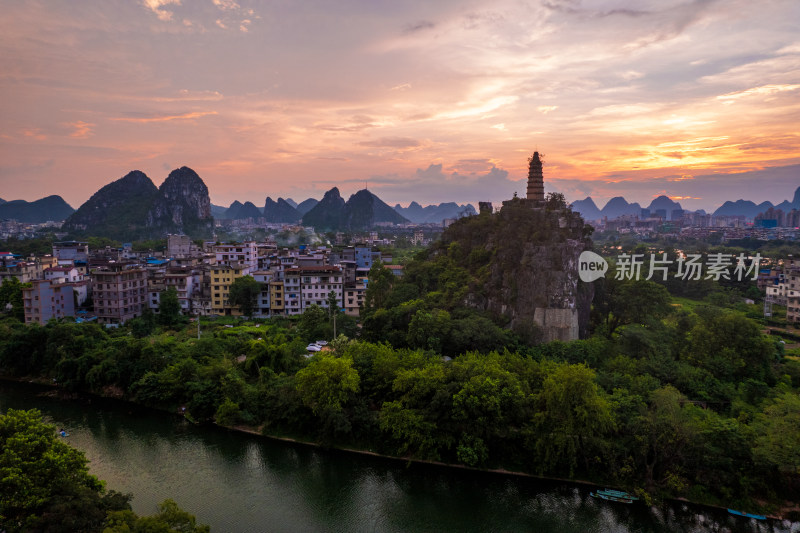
<box><xmin>62</xmin><ymin>170</ymin><xmax>160</xmax><ymax>239</ymax></box>
<box><xmin>64</xmin><ymin>167</ymin><xmax>213</xmax><ymax>240</ymax></box>
<box><xmin>145</xmin><ymin>167</ymin><xmax>213</xmax><ymax>237</ymax></box>
<box><xmin>431</xmin><ymin>198</ymin><xmax>594</xmax><ymax>342</ymax></box>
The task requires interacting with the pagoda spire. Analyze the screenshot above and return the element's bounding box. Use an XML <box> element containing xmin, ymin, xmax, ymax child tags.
<box><xmin>526</xmin><ymin>151</ymin><xmax>544</xmax><ymax>201</ymax></box>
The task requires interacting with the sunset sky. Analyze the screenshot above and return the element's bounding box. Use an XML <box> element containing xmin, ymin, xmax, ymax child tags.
<box><xmin>1</xmin><ymin>0</ymin><xmax>799</xmax><ymax>212</ymax></box>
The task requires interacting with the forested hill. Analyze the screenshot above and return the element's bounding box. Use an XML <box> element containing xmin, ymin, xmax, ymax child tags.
<box><xmin>360</xmin><ymin>196</ymin><xmax>594</xmax><ymax>346</ymax></box>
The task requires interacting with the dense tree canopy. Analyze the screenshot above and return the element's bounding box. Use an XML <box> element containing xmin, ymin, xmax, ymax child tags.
<box><xmin>228</xmin><ymin>275</ymin><xmax>262</xmax><ymax>318</ymax></box>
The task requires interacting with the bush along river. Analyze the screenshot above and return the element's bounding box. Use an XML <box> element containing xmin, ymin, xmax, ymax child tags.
<box><xmin>1</xmin><ymin>380</ymin><xmax>796</xmax><ymax>533</ymax></box>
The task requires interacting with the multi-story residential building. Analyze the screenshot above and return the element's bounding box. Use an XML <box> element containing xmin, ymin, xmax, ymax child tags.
<box><xmin>22</xmin><ymin>279</ymin><xmax>76</xmax><ymax>324</ymax></box>
<box><xmin>0</xmin><ymin>259</ymin><xmax>43</xmax><ymax>284</ymax></box>
<box><xmin>53</xmin><ymin>241</ymin><xmax>88</xmax><ymax>263</ymax></box>
<box><xmin>343</xmin><ymin>277</ymin><xmax>367</xmax><ymax>317</ymax></box>
<box><xmin>214</xmin><ymin>241</ymin><xmax>257</xmax><ymax>269</ymax></box>
<box><xmin>167</xmin><ymin>234</ymin><xmax>198</xmax><ymax>258</ymax></box>
<box><xmin>786</xmin><ymin>258</ymin><xmax>800</xmax><ymax>323</ymax></box>
<box><xmin>210</xmin><ymin>263</ymin><xmax>251</xmax><ymax>316</ymax></box>
<box><xmin>269</xmin><ymin>281</ymin><xmax>285</xmax><ymax>316</ymax></box>
<box><xmin>43</xmin><ymin>265</ymin><xmax>89</xmax><ymax>306</ymax></box>
<box><xmin>148</xmin><ymin>269</ymin><xmax>196</xmax><ymax>315</ymax></box>
<box><xmin>44</xmin><ymin>265</ymin><xmax>82</xmax><ymax>283</ymax></box>
<box><xmin>93</xmin><ymin>265</ymin><xmax>147</xmax><ymax>324</ymax></box>
<box><xmin>165</xmin><ymin>270</ymin><xmax>195</xmax><ymax>313</ymax></box>
<box><xmin>284</xmin><ymin>266</ymin><xmax>343</xmax><ymax>315</ymax></box>
<box><xmin>251</xmin><ymin>271</ymin><xmax>273</xmax><ymax>317</ymax></box>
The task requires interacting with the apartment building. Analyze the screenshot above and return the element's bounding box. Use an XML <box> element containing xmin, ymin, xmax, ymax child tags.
<box><xmin>93</xmin><ymin>265</ymin><xmax>147</xmax><ymax>324</ymax></box>
<box><xmin>214</xmin><ymin>241</ymin><xmax>257</xmax><ymax>269</ymax></box>
<box><xmin>210</xmin><ymin>263</ymin><xmax>252</xmax><ymax>316</ymax></box>
<box><xmin>22</xmin><ymin>279</ymin><xmax>76</xmax><ymax>324</ymax></box>
<box><xmin>284</xmin><ymin>265</ymin><xmax>343</xmax><ymax>315</ymax></box>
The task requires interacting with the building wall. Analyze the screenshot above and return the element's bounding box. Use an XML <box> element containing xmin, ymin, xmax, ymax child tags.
<box><xmin>23</xmin><ymin>280</ymin><xmax>76</xmax><ymax>324</ymax></box>
<box><xmin>93</xmin><ymin>268</ymin><xmax>147</xmax><ymax>324</ymax></box>
<box><xmin>210</xmin><ymin>265</ymin><xmax>250</xmax><ymax>315</ymax></box>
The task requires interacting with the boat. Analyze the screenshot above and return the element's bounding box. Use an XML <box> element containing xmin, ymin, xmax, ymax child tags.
<box><xmin>728</xmin><ymin>509</ymin><xmax>766</xmax><ymax>520</ymax></box>
<box><xmin>590</xmin><ymin>488</ymin><xmax>639</xmax><ymax>504</ymax></box>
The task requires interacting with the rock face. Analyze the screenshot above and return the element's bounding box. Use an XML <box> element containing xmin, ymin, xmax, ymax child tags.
<box><xmin>64</xmin><ymin>167</ymin><xmax>213</xmax><ymax>239</ymax></box>
<box><xmin>0</xmin><ymin>195</ymin><xmax>75</xmax><ymax>223</ymax></box>
<box><xmin>263</xmin><ymin>197</ymin><xmax>300</xmax><ymax>223</ymax></box>
<box><xmin>436</xmin><ymin>198</ymin><xmax>593</xmax><ymax>342</ymax></box>
<box><xmin>63</xmin><ymin>170</ymin><xmax>160</xmax><ymax>238</ymax></box>
<box><xmin>146</xmin><ymin>167</ymin><xmax>213</xmax><ymax>237</ymax></box>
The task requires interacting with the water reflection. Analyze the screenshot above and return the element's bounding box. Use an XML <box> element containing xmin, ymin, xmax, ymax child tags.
<box><xmin>1</xmin><ymin>381</ymin><xmax>796</xmax><ymax>533</ymax></box>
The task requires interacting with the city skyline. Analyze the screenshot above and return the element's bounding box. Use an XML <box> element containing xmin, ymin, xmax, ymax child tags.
<box><xmin>2</xmin><ymin>0</ymin><xmax>799</xmax><ymax>212</ymax></box>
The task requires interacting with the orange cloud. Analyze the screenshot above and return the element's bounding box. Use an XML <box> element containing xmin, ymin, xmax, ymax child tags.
<box><xmin>66</xmin><ymin>120</ymin><xmax>94</xmax><ymax>138</ymax></box>
<box><xmin>22</xmin><ymin>128</ymin><xmax>47</xmax><ymax>141</ymax></box>
<box><xmin>112</xmin><ymin>111</ymin><xmax>217</xmax><ymax>123</ymax></box>
<box><xmin>142</xmin><ymin>0</ymin><xmax>181</xmax><ymax>22</ymax></box>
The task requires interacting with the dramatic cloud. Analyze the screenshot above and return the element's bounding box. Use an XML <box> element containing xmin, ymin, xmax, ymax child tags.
<box><xmin>1</xmin><ymin>0</ymin><xmax>798</xmax><ymax>210</ymax></box>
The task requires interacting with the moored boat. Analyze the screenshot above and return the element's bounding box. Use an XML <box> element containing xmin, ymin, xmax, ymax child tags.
<box><xmin>590</xmin><ymin>488</ymin><xmax>639</xmax><ymax>504</ymax></box>
<box><xmin>728</xmin><ymin>509</ymin><xmax>766</xmax><ymax>520</ymax></box>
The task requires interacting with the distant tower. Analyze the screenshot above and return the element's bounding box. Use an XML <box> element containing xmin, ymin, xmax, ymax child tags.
<box><xmin>526</xmin><ymin>152</ymin><xmax>545</xmax><ymax>201</ymax></box>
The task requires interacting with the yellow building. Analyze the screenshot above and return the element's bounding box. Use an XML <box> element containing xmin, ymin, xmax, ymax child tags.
<box><xmin>269</xmin><ymin>281</ymin><xmax>285</xmax><ymax>316</ymax></box>
<box><xmin>210</xmin><ymin>263</ymin><xmax>251</xmax><ymax>316</ymax></box>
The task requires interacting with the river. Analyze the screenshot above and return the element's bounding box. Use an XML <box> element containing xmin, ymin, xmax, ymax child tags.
<box><xmin>1</xmin><ymin>380</ymin><xmax>795</xmax><ymax>533</ymax></box>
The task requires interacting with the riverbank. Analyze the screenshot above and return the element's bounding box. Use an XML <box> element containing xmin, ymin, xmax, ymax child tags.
<box><xmin>5</xmin><ymin>375</ymin><xmax>795</xmax><ymax>523</ymax></box>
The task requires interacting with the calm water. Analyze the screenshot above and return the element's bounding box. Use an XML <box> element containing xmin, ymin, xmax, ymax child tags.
<box><xmin>1</xmin><ymin>380</ymin><xmax>795</xmax><ymax>533</ymax></box>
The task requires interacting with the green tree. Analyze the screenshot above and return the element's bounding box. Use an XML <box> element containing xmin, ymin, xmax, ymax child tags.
<box><xmin>534</xmin><ymin>363</ymin><xmax>614</xmax><ymax>474</ymax></box>
<box><xmin>104</xmin><ymin>499</ymin><xmax>209</xmax><ymax>533</ymax></box>
<box><xmin>295</xmin><ymin>353</ymin><xmax>360</xmax><ymax>415</ymax></box>
<box><xmin>683</xmin><ymin>311</ymin><xmax>775</xmax><ymax>382</ymax></box>
<box><xmin>298</xmin><ymin>304</ymin><xmax>331</xmax><ymax>342</ymax></box>
<box><xmin>407</xmin><ymin>309</ymin><xmax>451</xmax><ymax>352</ymax></box>
<box><xmin>157</xmin><ymin>287</ymin><xmax>181</xmax><ymax>327</ymax></box>
<box><xmin>753</xmin><ymin>392</ymin><xmax>800</xmax><ymax>474</ymax></box>
<box><xmin>0</xmin><ymin>277</ymin><xmax>25</xmax><ymax>321</ymax></box>
<box><xmin>0</xmin><ymin>409</ymin><xmax>128</xmax><ymax>532</ymax></box>
<box><xmin>595</xmin><ymin>278</ymin><xmax>672</xmax><ymax>337</ymax></box>
<box><xmin>363</xmin><ymin>260</ymin><xmax>395</xmax><ymax>312</ymax></box>
<box><xmin>228</xmin><ymin>275</ymin><xmax>262</xmax><ymax>318</ymax></box>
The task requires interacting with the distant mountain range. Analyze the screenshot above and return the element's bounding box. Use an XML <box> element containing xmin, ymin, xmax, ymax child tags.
<box><xmin>263</xmin><ymin>197</ymin><xmax>301</xmax><ymax>223</ymax></box>
<box><xmin>393</xmin><ymin>201</ymin><xmax>477</xmax><ymax>223</ymax></box>
<box><xmin>211</xmin><ymin>192</ymin><xmax>472</xmax><ymax>227</ymax></box>
<box><xmin>301</xmin><ymin>188</ymin><xmax>408</xmax><ymax>231</ymax></box>
<box><xmin>211</xmin><ymin>196</ymin><xmax>318</xmax><ymax>222</ymax></box>
<box><xmin>63</xmin><ymin>167</ymin><xmax>213</xmax><ymax>240</ymax></box>
<box><xmin>571</xmin><ymin>187</ymin><xmax>800</xmax><ymax>221</ymax></box>
<box><xmin>0</xmin><ymin>195</ymin><xmax>75</xmax><ymax>223</ymax></box>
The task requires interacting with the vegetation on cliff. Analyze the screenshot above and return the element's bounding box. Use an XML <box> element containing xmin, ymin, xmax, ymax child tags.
<box><xmin>361</xmin><ymin>195</ymin><xmax>594</xmax><ymax>345</ymax></box>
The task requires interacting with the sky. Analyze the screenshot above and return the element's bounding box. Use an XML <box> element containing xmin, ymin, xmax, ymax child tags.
<box><xmin>1</xmin><ymin>0</ymin><xmax>799</xmax><ymax>213</ymax></box>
